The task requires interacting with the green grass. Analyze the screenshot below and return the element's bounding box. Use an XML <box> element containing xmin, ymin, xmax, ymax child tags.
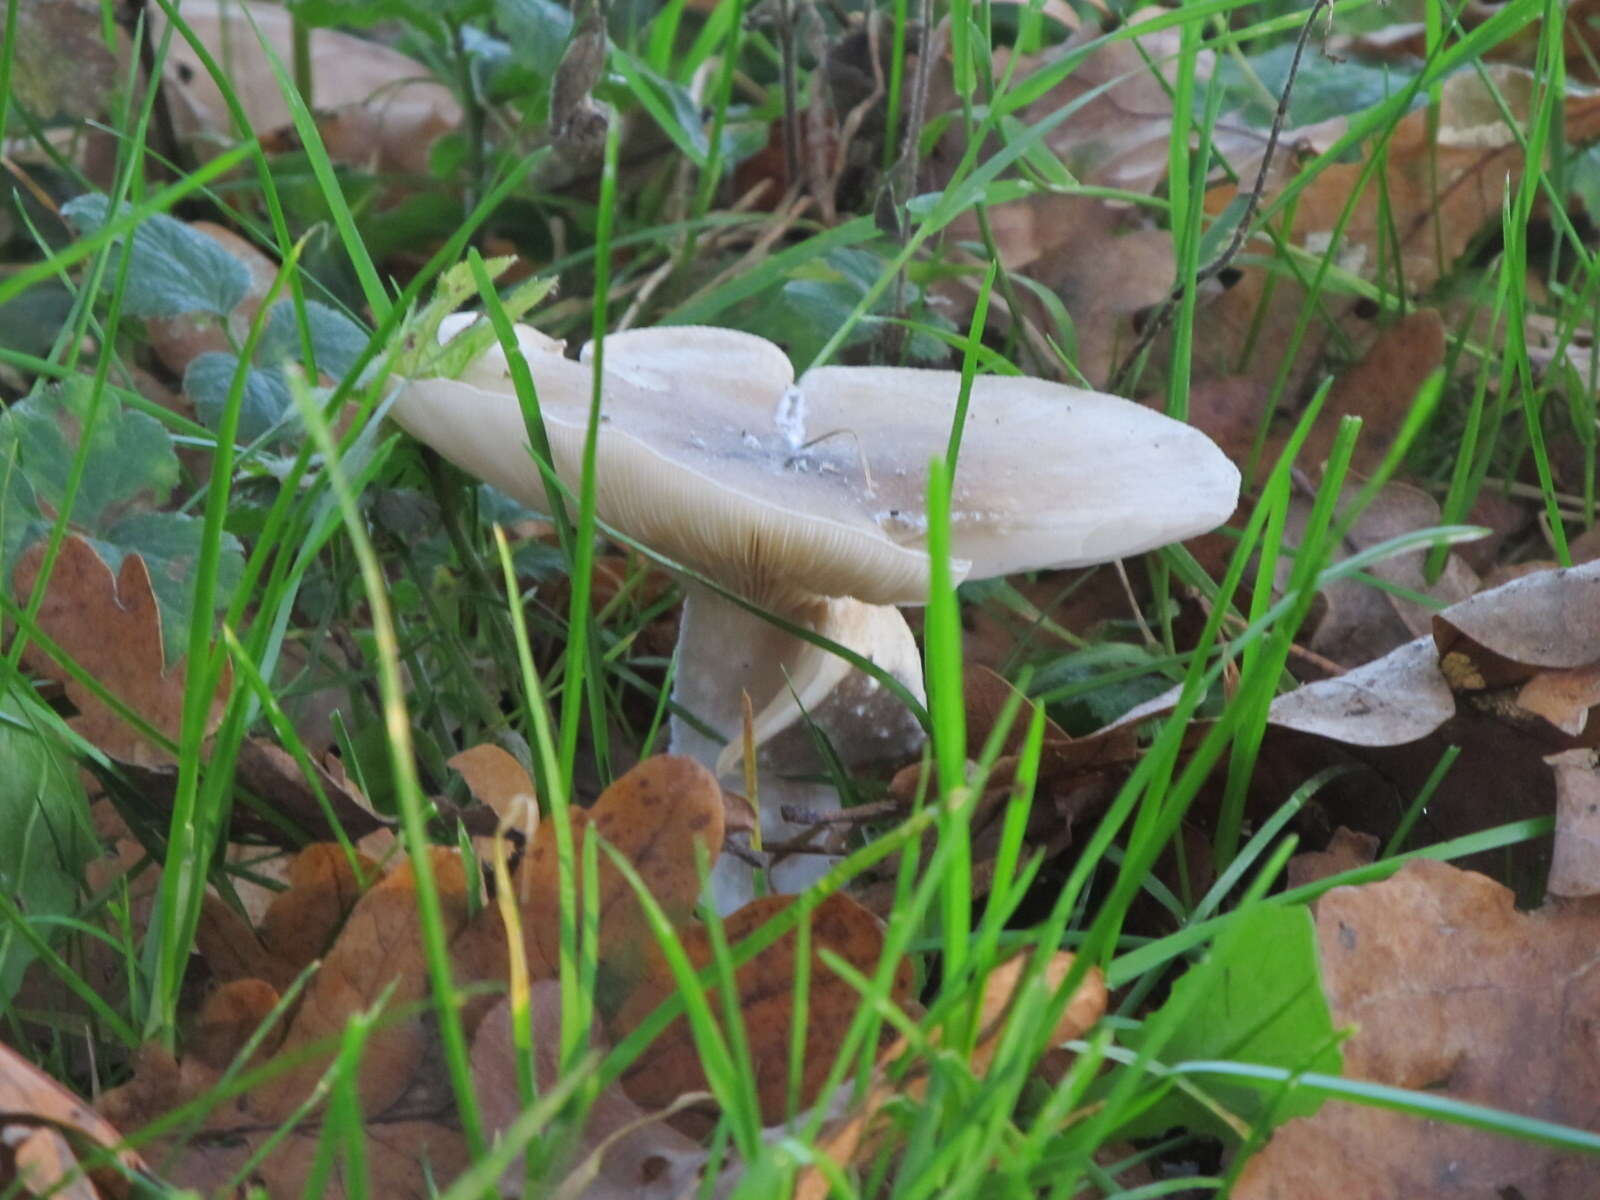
<box><xmin>1</xmin><ymin>0</ymin><xmax>1597</xmax><ymax>1195</ymax></box>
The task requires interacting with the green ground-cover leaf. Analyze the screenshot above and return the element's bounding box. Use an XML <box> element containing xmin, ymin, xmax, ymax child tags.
<box><xmin>496</xmin><ymin>0</ymin><xmax>573</xmax><ymax>81</ymax></box>
<box><xmin>288</xmin><ymin>0</ymin><xmax>489</xmax><ymax>28</ymax></box>
<box><xmin>0</xmin><ymin>377</ymin><xmax>178</xmax><ymax>533</ymax></box>
<box><xmin>733</xmin><ymin>246</ymin><xmax>954</xmax><ymax>366</ymax></box>
<box><xmin>184</xmin><ymin>352</ymin><xmax>295</xmax><ymax>444</ymax></box>
<box><xmin>184</xmin><ymin>299</ymin><xmax>371</xmax><ymax>443</ymax></box>
<box><xmin>0</xmin><ymin>377</ymin><xmax>242</xmax><ymax>660</ymax></box>
<box><xmin>1119</xmin><ymin>903</ymin><xmax>1341</xmax><ymax>1141</ymax></box>
<box><xmin>0</xmin><ymin>691</ymin><xmax>97</xmax><ymax>1010</ymax></box>
<box><xmin>61</xmin><ymin>194</ymin><xmax>250</xmax><ymax>320</ymax></box>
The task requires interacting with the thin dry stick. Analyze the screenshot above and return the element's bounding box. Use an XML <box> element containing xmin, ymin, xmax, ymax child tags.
<box><xmin>884</xmin><ymin>4</ymin><xmax>938</xmax><ymax>358</ymax></box>
<box><xmin>1111</xmin><ymin>0</ymin><xmax>1331</xmax><ymax>392</ymax></box>
<box><xmin>777</xmin><ymin>0</ymin><xmax>802</xmax><ymax>186</ymax></box>
<box><xmin>1112</xmin><ymin>558</ymin><xmax>1159</xmax><ymax>648</ymax></box>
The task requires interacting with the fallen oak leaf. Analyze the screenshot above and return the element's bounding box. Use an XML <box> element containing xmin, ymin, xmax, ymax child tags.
<box><xmin>796</xmin><ymin>951</ymin><xmax>1107</xmax><ymax>1199</ymax></box>
<box><xmin>197</xmin><ymin>842</ymin><xmax>377</xmax><ymax>991</ymax></box>
<box><xmin>517</xmin><ymin>755</ymin><xmax>724</xmax><ymax>1014</ymax></box>
<box><xmin>615</xmin><ymin>891</ymin><xmax>915</xmax><ymax>1125</ymax></box>
<box><xmin>13</xmin><ymin>535</ymin><xmax>229</xmax><ymax>768</ymax></box>
<box><xmin>472</xmin><ymin>985</ymin><xmax>709</xmax><ymax>1199</ymax></box>
<box><xmin>1</xmin><ymin>1039</ymin><xmax>147</xmax><ymax>1197</ymax></box>
<box><xmin>100</xmin><ymin>855</ymin><xmax>475</xmax><ymax>1198</ymax></box>
<box><xmin>1234</xmin><ymin>858</ymin><xmax>1600</xmax><ymax>1200</ymax></box>
<box><xmin>251</xmin><ymin>846</ymin><xmax>472</xmax><ymax>1121</ymax></box>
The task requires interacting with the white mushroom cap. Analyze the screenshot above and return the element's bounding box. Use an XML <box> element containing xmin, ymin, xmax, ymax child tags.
<box><xmin>391</xmin><ymin>322</ymin><xmax>1240</xmax><ymax>610</ymax></box>
<box><xmin>394</xmin><ymin>324</ymin><xmax>935</xmax><ymax>609</ymax></box>
<box><xmin>794</xmin><ymin>365</ymin><xmax>1242</xmax><ymax>578</ymax></box>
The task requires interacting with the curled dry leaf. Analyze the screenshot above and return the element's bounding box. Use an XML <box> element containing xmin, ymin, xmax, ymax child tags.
<box><xmin>1</xmin><ymin>1039</ymin><xmax>146</xmax><ymax>1198</ymax></box>
<box><xmin>230</xmin><ymin>737</ymin><xmax>391</xmax><ymax>842</ymax></box>
<box><xmin>1235</xmin><ymin>859</ymin><xmax>1600</xmax><ymax>1200</ymax></box>
<box><xmin>1286</xmin><ymin>481</ymin><xmax>1481</xmax><ymax>670</ymax></box>
<box><xmin>1267</xmin><ymin>559</ymin><xmax>1600</xmax><ymax>749</ymax></box>
<box><xmin>1547</xmin><ymin>749</ymin><xmax>1600</xmax><ymax>899</ymax></box>
<box><xmin>13</xmin><ymin>536</ymin><xmax>229</xmax><ymax>768</ymax></box>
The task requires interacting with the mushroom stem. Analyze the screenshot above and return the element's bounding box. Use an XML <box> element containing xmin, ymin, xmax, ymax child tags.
<box><xmin>668</xmin><ymin>583</ymin><xmax>926</xmax><ymax>910</ymax></box>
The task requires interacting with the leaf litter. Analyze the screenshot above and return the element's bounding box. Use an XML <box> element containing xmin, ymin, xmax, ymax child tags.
<box><xmin>10</xmin><ymin>2</ymin><xmax>1600</xmax><ymax>1196</ymax></box>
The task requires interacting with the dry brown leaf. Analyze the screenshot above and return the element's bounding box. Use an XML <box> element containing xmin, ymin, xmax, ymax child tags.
<box><xmin>1268</xmin><ymin>560</ymin><xmax>1600</xmax><ymax>748</ymax></box>
<box><xmin>519</xmin><ymin>755</ymin><xmax>724</xmax><ymax>1010</ymax></box>
<box><xmin>252</xmin><ymin>847</ymin><xmax>472</xmax><ymax>1120</ymax></box>
<box><xmin>1518</xmin><ymin>662</ymin><xmax>1600</xmax><ymax>737</ymax></box>
<box><xmin>97</xmin><ymin>737</ymin><xmax>391</xmax><ymax>845</ymax></box>
<box><xmin>0</xmin><ymin>1039</ymin><xmax>146</xmax><ymax>1198</ymax></box>
<box><xmin>1235</xmin><ymin>859</ymin><xmax>1600</xmax><ymax>1200</ymax></box>
<box><xmin>1335</xmin><ymin>1</ymin><xmax>1600</xmax><ymax>86</ymax></box>
<box><xmin>100</xmin><ymin>854</ymin><xmax>474</xmax><ymax>1198</ymax></box>
<box><xmin>1221</xmin><ymin>66</ymin><xmax>1600</xmax><ymax>299</ymax></box>
<box><xmin>155</xmin><ymin>0</ymin><xmax>461</xmax><ymax>176</ymax></box>
<box><xmin>927</xmin><ymin>24</ymin><xmax>1200</xmax><ymax>386</ymax></box>
<box><xmin>232</xmin><ymin>738</ymin><xmax>391</xmax><ymax>842</ymax></box>
<box><xmin>93</xmin><ymin>749</ymin><xmax>748</xmax><ymax>1199</ymax></box>
<box><xmin>448</xmin><ymin>744</ymin><xmax>538</xmax><ymax>821</ymax></box>
<box><xmin>797</xmin><ymin>951</ymin><xmax>1106</xmax><ymax>1199</ymax></box>
<box><xmin>1286</xmin><ymin>826</ymin><xmax>1379</xmax><ymax>889</ymax></box>
<box><xmin>1435</xmin><ymin>560</ymin><xmax>1600</xmax><ymax>672</ymax></box>
<box><xmin>1183</xmin><ymin>376</ymin><xmax>1275</xmax><ymax>469</ymax></box>
<box><xmin>617</xmin><ymin>892</ymin><xmax>913</xmax><ymax>1124</ymax></box>
<box><xmin>1305</xmin><ymin>310</ymin><xmax>1447</xmax><ymax>475</ymax></box>
<box><xmin>1547</xmin><ymin>749</ymin><xmax>1600</xmax><ymax>899</ymax></box>
<box><xmin>472</xmin><ymin>987</ymin><xmax>708</xmax><ymax>1199</ymax></box>
<box><xmin>1195</xmin><ymin>65</ymin><xmax>1600</xmax><ymax>393</ymax></box>
<box><xmin>13</xmin><ymin>536</ymin><xmax>229</xmax><ymax>768</ymax></box>
<box><xmin>197</xmin><ymin>843</ymin><xmax>377</xmax><ymax>991</ymax></box>
<box><xmin>1289</xmin><ymin>481</ymin><xmax>1481</xmax><ymax>669</ymax></box>
<box><xmin>449</xmin><ymin>743</ymin><xmax>539</xmax><ymax>868</ymax></box>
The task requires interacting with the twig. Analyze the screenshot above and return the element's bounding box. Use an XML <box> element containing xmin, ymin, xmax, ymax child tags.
<box><xmin>779</xmin><ymin>798</ymin><xmax>905</xmax><ymax>825</ymax></box>
<box><xmin>1110</xmin><ymin>0</ymin><xmax>1330</xmax><ymax>392</ymax></box>
<box><xmin>777</xmin><ymin>0</ymin><xmax>801</xmax><ymax>187</ymax></box>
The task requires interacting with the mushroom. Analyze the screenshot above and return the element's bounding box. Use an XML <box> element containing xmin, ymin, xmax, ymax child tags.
<box><xmin>390</xmin><ymin>319</ymin><xmax>1240</xmax><ymax>909</ymax></box>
